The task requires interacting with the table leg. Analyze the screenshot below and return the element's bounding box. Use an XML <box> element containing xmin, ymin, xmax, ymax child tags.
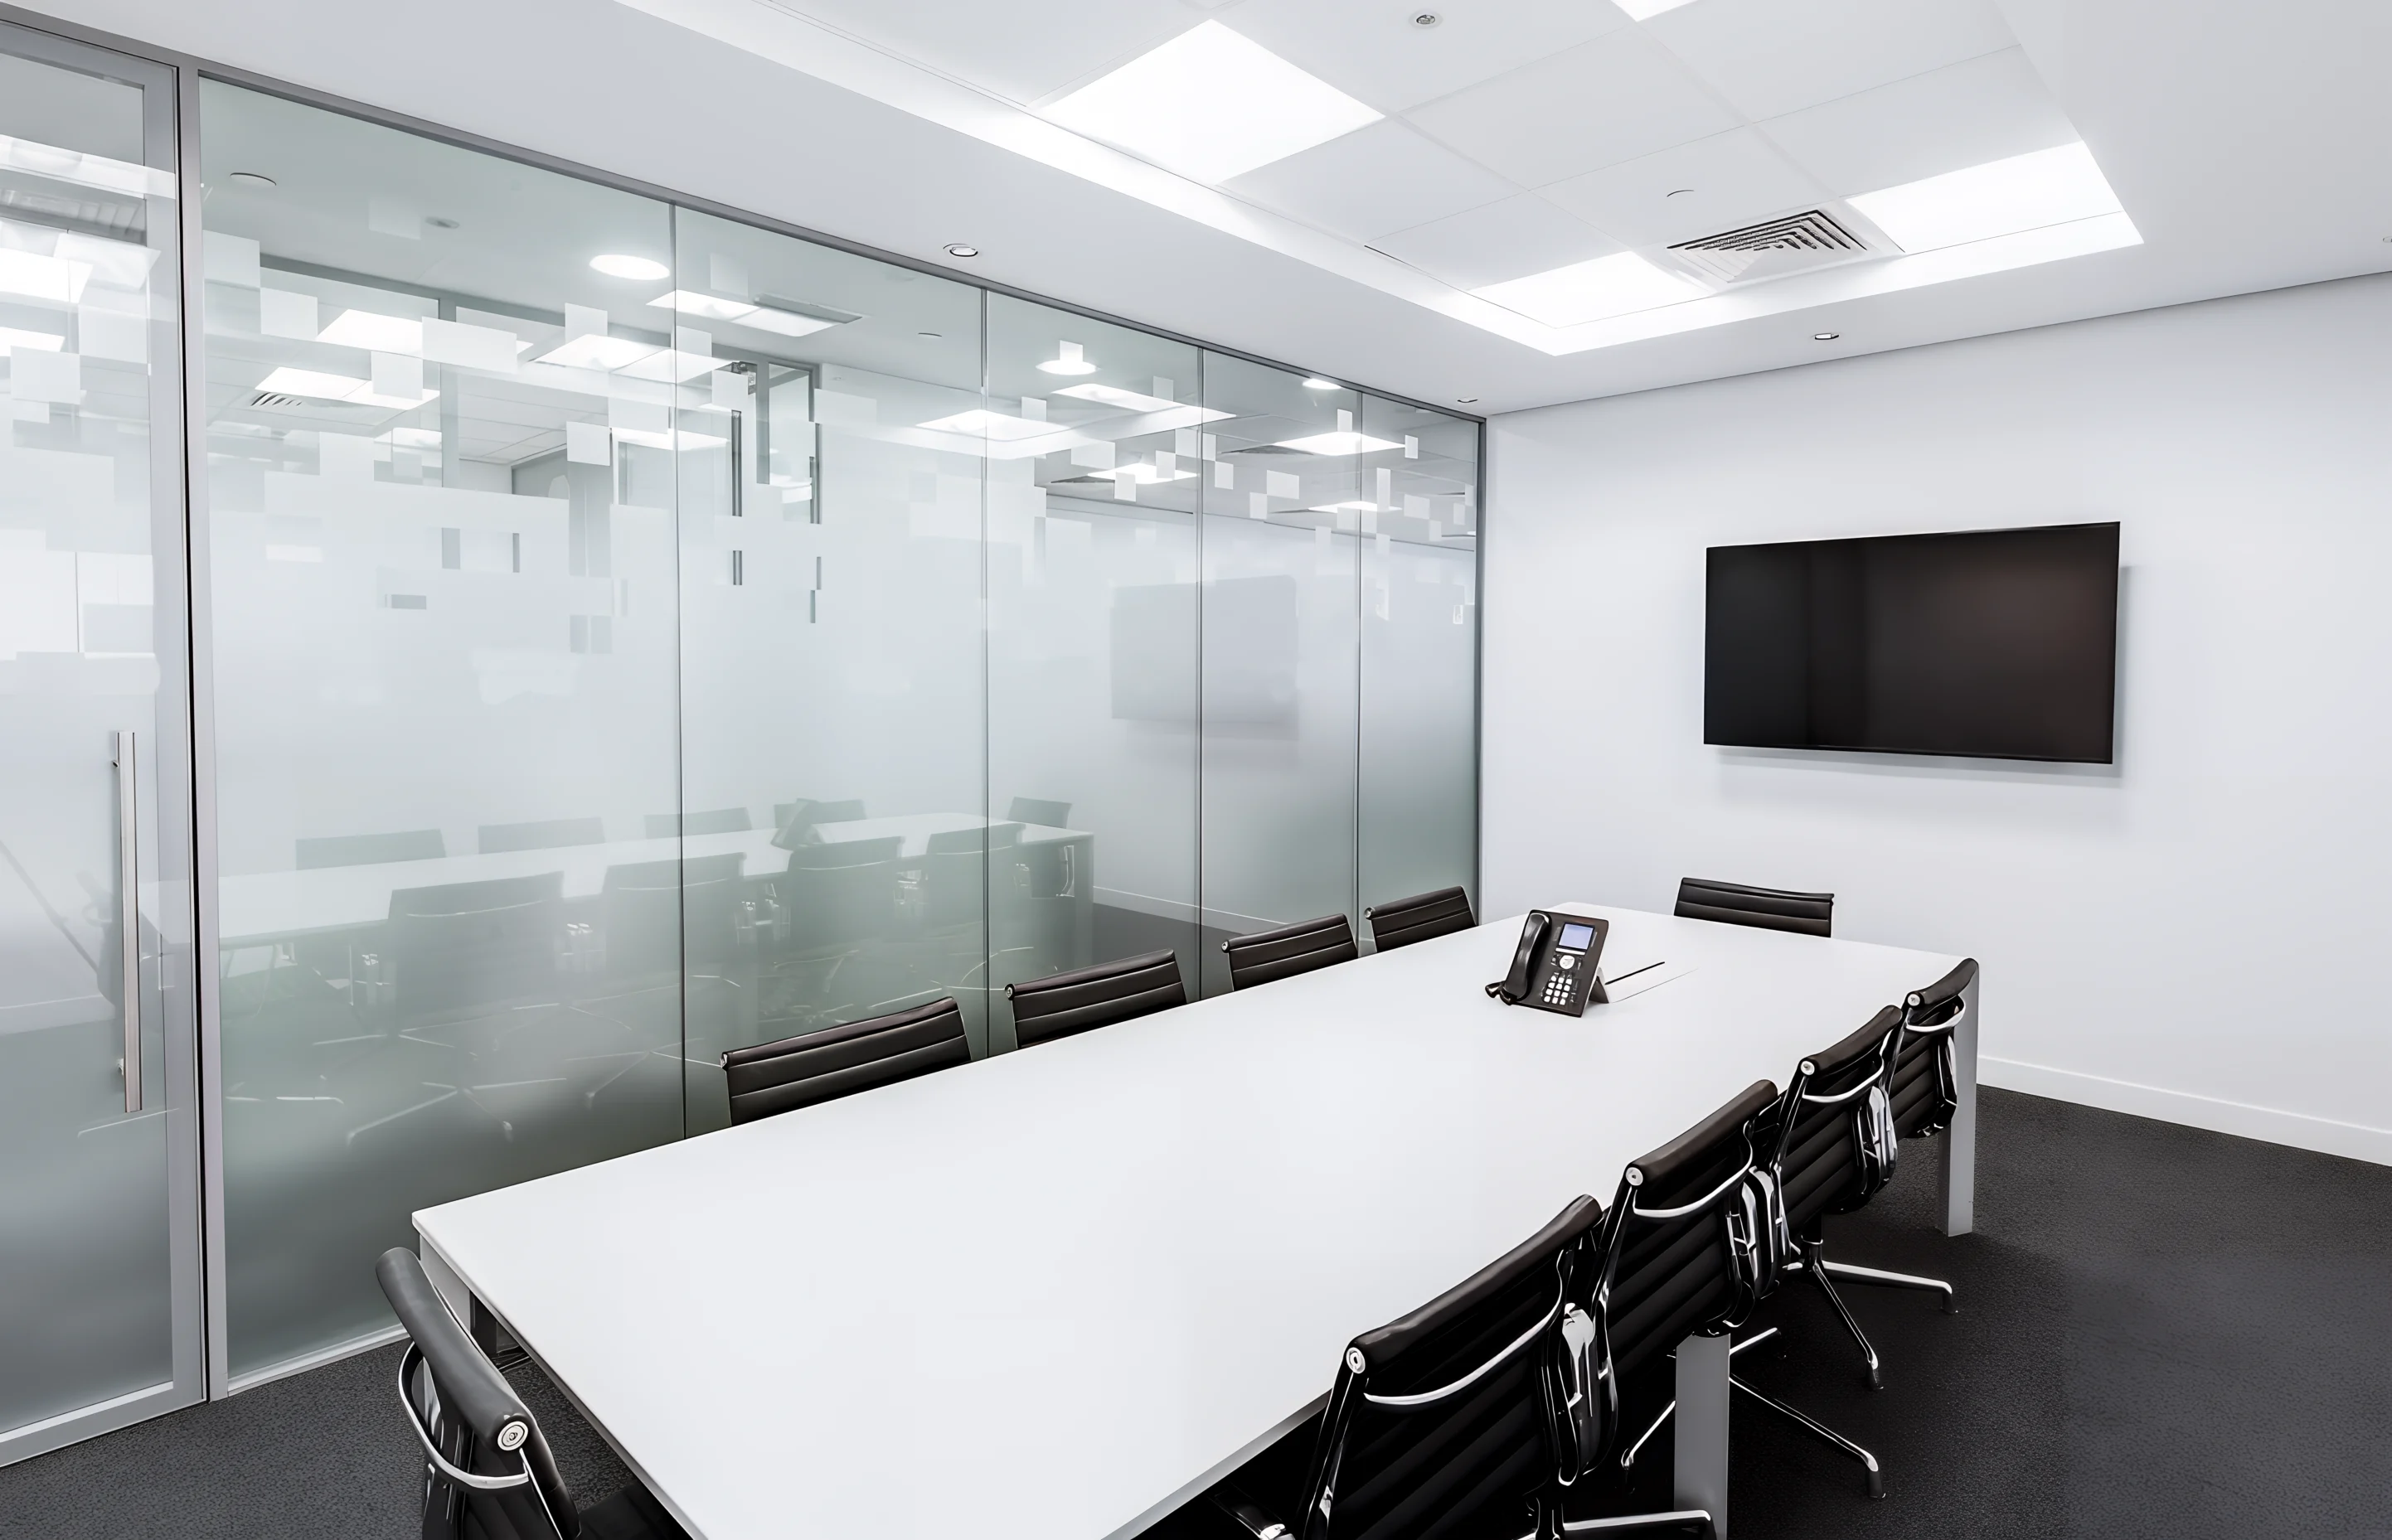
<box><xmin>1673</xmin><ymin>1332</ymin><xmax>1730</xmax><ymax>1538</ymax></box>
<box><xmin>1939</xmin><ymin>971</ymin><xmax>1980</xmax><ymax>1237</ymax></box>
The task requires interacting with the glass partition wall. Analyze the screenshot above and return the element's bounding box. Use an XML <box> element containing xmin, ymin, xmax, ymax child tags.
<box><xmin>192</xmin><ymin>80</ymin><xmax>1481</xmax><ymax>1379</ymax></box>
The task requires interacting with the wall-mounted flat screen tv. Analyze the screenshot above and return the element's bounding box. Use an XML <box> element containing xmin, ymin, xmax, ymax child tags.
<box><xmin>1705</xmin><ymin>522</ymin><xmax>2120</xmax><ymax>763</ymax></box>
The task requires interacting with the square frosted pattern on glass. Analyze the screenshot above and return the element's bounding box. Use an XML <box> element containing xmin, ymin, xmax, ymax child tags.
<box><xmin>193</xmin><ymin>84</ymin><xmax>1481</xmax><ymax>1378</ymax></box>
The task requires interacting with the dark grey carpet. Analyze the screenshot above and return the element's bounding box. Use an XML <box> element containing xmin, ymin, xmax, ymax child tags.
<box><xmin>3</xmin><ymin>1088</ymin><xmax>2387</xmax><ymax>1538</ymax></box>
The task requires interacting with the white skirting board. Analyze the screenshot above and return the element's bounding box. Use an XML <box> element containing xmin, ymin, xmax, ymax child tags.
<box><xmin>1982</xmin><ymin>1056</ymin><xmax>2392</xmax><ymax>1167</ymax></box>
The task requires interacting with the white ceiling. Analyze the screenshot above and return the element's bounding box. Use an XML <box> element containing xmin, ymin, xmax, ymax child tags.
<box><xmin>18</xmin><ymin>0</ymin><xmax>2392</xmax><ymax>415</ymax></box>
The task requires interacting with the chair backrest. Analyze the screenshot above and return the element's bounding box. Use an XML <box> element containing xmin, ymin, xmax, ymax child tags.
<box><xmin>377</xmin><ymin>1247</ymin><xmax>580</xmax><ymax>1540</ymax></box>
<box><xmin>1763</xmin><ymin>1008</ymin><xmax>1903</xmax><ymax>1241</ymax></box>
<box><xmin>296</xmin><ymin>829</ymin><xmax>446</xmax><ymax>869</ymax></box>
<box><xmin>921</xmin><ymin>824</ymin><xmax>1025</xmax><ymax>930</ymax></box>
<box><xmin>386</xmin><ymin>873</ymin><xmax>565</xmax><ymax>1018</ymax></box>
<box><xmin>1892</xmin><ymin>958</ymin><xmax>1976</xmax><ymax>1138</ymax></box>
<box><xmin>721</xmin><ymin>996</ymin><xmax>970</xmax><ymax>1124</ymax></box>
<box><xmin>1005</xmin><ymin>948</ymin><xmax>1186</xmax><ymax>1048</ymax></box>
<box><xmin>644</xmin><ymin>807</ymin><xmax>752</xmax><ymax>839</ymax></box>
<box><xmin>779</xmin><ymin>836</ymin><xmax>904</xmax><ymax>949</ymax></box>
<box><xmin>600</xmin><ymin>853</ymin><xmax>747</xmax><ymax>976</ymax></box>
<box><xmin>1295</xmin><ymin>1196</ymin><xmax>1605</xmax><ymax>1540</ymax></box>
<box><xmin>1673</xmin><ymin>877</ymin><xmax>1833</xmax><ymax>938</ymax></box>
<box><xmin>478</xmin><ymin>817</ymin><xmax>606</xmax><ymax>855</ymax></box>
<box><xmin>1595</xmin><ymin>1079</ymin><xmax>1779</xmax><ymax>1385</ymax></box>
<box><xmin>1363</xmin><ymin>887</ymin><xmax>1476</xmax><ymax>954</ymax></box>
<box><xmin>1005</xmin><ymin>797</ymin><xmax>1072</xmax><ymax>829</ymax></box>
<box><xmin>1221</xmin><ymin>913</ymin><xmax>1357</xmax><ymax>990</ymax></box>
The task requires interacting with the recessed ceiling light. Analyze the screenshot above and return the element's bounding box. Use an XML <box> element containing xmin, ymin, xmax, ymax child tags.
<box><xmin>917</xmin><ymin>408</ymin><xmax>1065</xmax><ymax>443</ymax></box>
<box><xmin>590</xmin><ymin>254</ymin><xmax>669</xmax><ymax>281</ymax></box>
<box><xmin>1303</xmin><ymin>377</ymin><xmax>1338</xmax><ymax>390</ymax></box>
<box><xmin>1666</xmin><ymin>187</ymin><xmax>1695</xmax><ymax>198</ymax></box>
<box><xmin>228</xmin><ymin>171</ymin><xmax>275</xmax><ymax>189</ymax></box>
<box><xmin>1039</xmin><ymin>341</ymin><xmax>1099</xmax><ymax>375</ymax></box>
<box><xmin>426</xmin><ymin>216</ymin><xmax>459</xmax><ymax>230</ymax></box>
<box><xmin>1044</xmin><ymin>21</ymin><xmax>1383</xmax><ymax>184</ymax></box>
<box><xmin>1472</xmin><ymin>251</ymin><xmax>1702</xmax><ymax>327</ymax></box>
<box><xmin>1613</xmin><ymin>0</ymin><xmax>1702</xmax><ymax>18</ymax></box>
<box><xmin>1813</xmin><ymin>332</ymin><xmax>1840</xmax><ymax>341</ymax></box>
<box><xmin>644</xmin><ymin>290</ymin><xmax>858</xmax><ymax>338</ymax></box>
<box><xmin>919</xmin><ymin>331</ymin><xmax>943</xmax><ymax>339</ymax></box>
<box><xmin>0</xmin><ymin>249</ymin><xmax>90</xmax><ymax>303</ymax></box>
<box><xmin>1409</xmin><ymin>12</ymin><xmax>1442</xmax><ymax>27</ymax></box>
<box><xmin>533</xmin><ymin>333</ymin><xmax>658</xmax><ymax>370</ymax></box>
<box><xmin>944</xmin><ymin>243</ymin><xmax>979</xmax><ymax>259</ymax></box>
<box><xmin>255</xmin><ymin>366</ymin><xmax>439</xmax><ymax>410</ymax></box>
<box><xmin>318</xmin><ymin>309</ymin><xmax>425</xmax><ymax>353</ymax></box>
<box><xmin>649</xmin><ymin>290</ymin><xmax>754</xmax><ymax>322</ymax></box>
<box><xmin>1052</xmin><ymin>382</ymin><xmax>1233</xmax><ymax>420</ymax></box>
<box><xmin>1275</xmin><ymin>424</ymin><xmax>1404</xmax><ymax>455</ymax></box>
<box><xmin>1455</xmin><ymin>397</ymin><xmax>1478</xmax><ymax>404</ymax></box>
<box><xmin>1849</xmin><ymin>143</ymin><xmax>2123</xmax><ymax>254</ymax></box>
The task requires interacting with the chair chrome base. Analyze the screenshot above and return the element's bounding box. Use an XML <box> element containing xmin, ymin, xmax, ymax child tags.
<box><xmin>1819</xmin><ymin>1257</ymin><xmax>1959</xmax><ymax>1313</ymax></box>
<box><xmin>1618</xmin><ymin>1328</ymin><xmax>1880</xmax><ymax>1500</ymax></box>
<box><xmin>1801</xmin><ymin>1237</ymin><xmax>1958</xmax><ymax>1389</ymax></box>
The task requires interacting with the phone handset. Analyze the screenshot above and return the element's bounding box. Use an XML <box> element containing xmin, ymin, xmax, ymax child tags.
<box><xmin>1487</xmin><ymin>912</ymin><xmax>1550</xmax><ymax>1004</ymax></box>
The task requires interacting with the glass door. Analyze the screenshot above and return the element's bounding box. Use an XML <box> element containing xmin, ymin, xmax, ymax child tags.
<box><xmin>0</xmin><ymin>22</ymin><xmax>203</xmax><ymax>1462</ymax></box>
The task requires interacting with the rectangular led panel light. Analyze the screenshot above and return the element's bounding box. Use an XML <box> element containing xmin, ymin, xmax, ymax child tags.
<box><xmin>1613</xmin><ymin>0</ymin><xmax>1701</xmax><ymax>18</ymax></box>
<box><xmin>1274</xmin><ymin>429</ymin><xmax>1404</xmax><ymax>455</ymax></box>
<box><xmin>318</xmin><ymin>309</ymin><xmax>425</xmax><ymax>353</ymax></box>
<box><xmin>1044</xmin><ymin>21</ymin><xmax>1382</xmax><ymax>184</ymax></box>
<box><xmin>533</xmin><ymin>333</ymin><xmax>659</xmax><ymax>370</ymax></box>
<box><xmin>647</xmin><ymin>290</ymin><xmax>861</xmax><ymax>338</ymax></box>
<box><xmin>1849</xmin><ymin>143</ymin><xmax>2125</xmax><ymax>254</ymax></box>
<box><xmin>255</xmin><ymin>366</ymin><xmax>439</xmax><ymax>409</ymax></box>
<box><xmin>0</xmin><ymin>249</ymin><xmax>90</xmax><ymax>304</ymax></box>
<box><xmin>1051</xmin><ymin>382</ymin><xmax>1231</xmax><ymax>421</ymax></box>
<box><xmin>918</xmin><ymin>409</ymin><xmax>1065</xmax><ymax>443</ymax></box>
<box><xmin>1473</xmin><ymin>251</ymin><xmax>1704</xmax><ymax>327</ymax></box>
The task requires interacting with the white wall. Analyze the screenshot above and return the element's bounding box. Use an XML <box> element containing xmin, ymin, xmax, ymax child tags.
<box><xmin>1483</xmin><ymin>273</ymin><xmax>2392</xmax><ymax>1165</ymax></box>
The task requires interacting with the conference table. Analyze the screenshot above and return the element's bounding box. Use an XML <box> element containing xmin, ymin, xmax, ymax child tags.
<box><xmin>412</xmin><ymin>903</ymin><xmax>1977</xmax><ymax>1540</ymax></box>
<box><xmin>216</xmin><ymin>814</ymin><xmax>1094</xmax><ymax>947</ymax></box>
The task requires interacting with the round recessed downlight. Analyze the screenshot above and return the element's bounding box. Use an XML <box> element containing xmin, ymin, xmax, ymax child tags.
<box><xmin>1411</xmin><ymin>11</ymin><xmax>1443</xmax><ymax>27</ymax></box>
<box><xmin>919</xmin><ymin>332</ymin><xmax>943</xmax><ymax>339</ymax></box>
<box><xmin>1303</xmin><ymin>377</ymin><xmax>1338</xmax><ymax>390</ymax></box>
<box><xmin>426</xmin><ymin>216</ymin><xmax>459</xmax><ymax>230</ymax></box>
<box><xmin>228</xmin><ymin>171</ymin><xmax>276</xmax><ymax>189</ymax></box>
<box><xmin>944</xmin><ymin>243</ymin><xmax>979</xmax><ymax>259</ymax></box>
<box><xmin>1456</xmin><ymin>396</ymin><xmax>1479</xmax><ymax>404</ymax></box>
<box><xmin>590</xmin><ymin>254</ymin><xmax>669</xmax><ymax>280</ymax></box>
<box><xmin>1666</xmin><ymin>187</ymin><xmax>1695</xmax><ymax>198</ymax></box>
<box><xmin>1813</xmin><ymin>332</ymin><xmax>1840</xmax><ymax>341</ymax></box>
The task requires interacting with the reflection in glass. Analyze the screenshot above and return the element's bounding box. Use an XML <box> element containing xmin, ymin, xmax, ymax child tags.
<box><xmin>985</xmin><ymin>294</ymin><xmax>1201</xmax><ymax>1045</ymax></box>
<box><xmin>200</xmin><ymin>83</ymin><xmax>683</xmax><ymax>1373</ymax></box>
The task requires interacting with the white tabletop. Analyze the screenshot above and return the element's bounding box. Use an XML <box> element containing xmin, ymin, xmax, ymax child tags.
<box><xmin>216</xmin><ymin>814</ymin><xmax>1084</xmax><ymax>946</ymax></box>
<box><xmin>414</xmin><ymin>905</ymin><xmax>1964</xmax><ymax>1540</ymax></box>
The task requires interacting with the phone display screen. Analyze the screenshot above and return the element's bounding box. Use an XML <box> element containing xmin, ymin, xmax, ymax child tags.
<box><xmin>1557</xmin><ymin>923</ymin><xmax>1595</xmax><ymax>952</ymax></box>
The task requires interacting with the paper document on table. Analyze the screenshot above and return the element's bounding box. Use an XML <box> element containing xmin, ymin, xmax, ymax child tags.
<box><xmin>1599</xmin><ymin>959</ymin><xmax>1697</xmax><ymax>1002</ymax></box>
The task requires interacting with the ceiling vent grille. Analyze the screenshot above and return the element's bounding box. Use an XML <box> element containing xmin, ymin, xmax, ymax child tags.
<box><xmin>1668</xmin><ymin>210</ymin><xmax>1872</xmax><ymax>285</ymax></box>
<box><xmin>250</xmin><ymin>392</ymin><xmax>309</xmax><ymax>409</ymax></box>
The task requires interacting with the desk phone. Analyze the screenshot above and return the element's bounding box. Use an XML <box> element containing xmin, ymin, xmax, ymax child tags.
<box><xmin>1485</xmin><ymin>910</ymin><xmax>1610</xmax><ymax>1016</ymax></box>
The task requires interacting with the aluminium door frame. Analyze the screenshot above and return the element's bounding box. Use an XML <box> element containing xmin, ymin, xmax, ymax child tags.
<box><xmin>0</xmin><ymin>13</ymin><xmax>209</xmax><ymax>1464</ymax></box>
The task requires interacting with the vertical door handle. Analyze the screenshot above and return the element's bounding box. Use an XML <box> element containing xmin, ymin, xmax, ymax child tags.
<box><xmin>115</xmin><ymin>729</ymin><xmax>141</xmax><ymax>1114</ymax></box>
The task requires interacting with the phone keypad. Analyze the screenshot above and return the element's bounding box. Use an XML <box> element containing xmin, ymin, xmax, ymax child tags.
<box><xmin>1543</xmin><ymin>972</ymin><xmax>1574</xmax><ymax>1006</ymax></box>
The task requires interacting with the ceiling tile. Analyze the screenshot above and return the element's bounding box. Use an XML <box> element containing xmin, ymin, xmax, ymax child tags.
<box><xmin>1225</xmin><ymin>120</ymin><xmax>1522</xmax><ymax>243</ymax></box>
<box><xmin>784</xmin><ymin>0</ymin><xmax>1196</xmax><ymax>104</ymax></box>
<box><xmin>1227</xmin><ymin>0</ymin><xmax>1630</xmax><ymax>114</ymax></box>
<box><xmin>1762</xmin><ymin>48</ymin><xmax>2079</xmax><ymax>196</ymax></box>
<box><xmin>1540</xmin><ymin>128</ymin><xmax>1829</xmax><ymax>248</ymax></box>
<box><xmin>1642</xmin><ymin>0</ymin><xmax>2016</xmax><ymax>121</ymax></box>
<box><xmin>1405</xmin><ymin>29</ymin><xmax>1739</xmax><ymax>189</ymax></box>
<box><xmin>1371</xmin><ymin>193</ymin><xmax>1622</xmax><ymax>290</ymax></box>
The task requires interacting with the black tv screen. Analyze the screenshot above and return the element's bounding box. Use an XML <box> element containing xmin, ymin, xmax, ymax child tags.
<box><xmin>1705</xmin><ymin>522</ymin><xmax>2119</xmax><ymax>763</ymax></box>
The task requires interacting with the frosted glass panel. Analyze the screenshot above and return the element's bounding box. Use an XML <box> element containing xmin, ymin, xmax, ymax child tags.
<box><xmin>201</xmin><ymin>84</ymin><xmax>683</xmax><ymax>1374</ymax></box>
<box><xmin>672</xmin><ymin>211</ymin><xmax>990</xmax><ymax>1126</ymax></box>
<box><xmin>1359</xmin><ymin>396</ymin><xmax>1479</xmax><ymax>918</ymax></box>
<box><xmin>985</xmin><ymin>295</ymin><xmax>1200</xmax><ymax>1044</ymax></box>
<box><xmin>0</xmin><ymin>27</ymin><xmax>192</xmax><ymax>1441</ymax></box>
<box><xmin>1199</xmin><ymin>356</ymin><xmax>1361</xmax><ymax>992</ymax></box>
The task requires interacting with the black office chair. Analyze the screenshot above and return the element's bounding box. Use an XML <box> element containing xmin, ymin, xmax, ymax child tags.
<box><xmin>377</xmin><ymin>1248</ymin><xmax>688</xmax><ymax>1540</ymax></box>
<box><xmin>1892</xmin><ymin>958</ymin><xmax>1975</xmax><ymax>1142</ymax></box>
<box><xmin>1005</xmin><ymin>947</ymin><xmax>1186</xmax><ymax>1048</ymax></box>
<box><xmin>919</xmin><ymin>823</ymin><xmax>1026</xmax><ymax>932</ymax></box>
<box><xmin>478</xmin><ymin>817</ymin><xmax>607</xmax><ymax>855</ymax></box>
<box><xmin>597</xmin><ymin>854</ymin><xmax>749</xmax><ymax>982</ymax></box>
<box><xmin>643</xmin><ymin>807</ymin><xmax>752</xmax><ymax>838</ymax></box>
<box><xmin>721</xmin><ymin>995</ymin><xmax>970</xmax><ymax>1124</ymax></box>
<box><xmin>1599</xmin><ymin>1079</ymin><xmax>1884</xmax><ymax>1504</ymax></box>
<box><xmin>296</xmin><ymin>829</ymin><xmax>446</xmax><ymax>869</ymax></box>
<box><xmin>1005</xmin><ymin>797</ymin><xmax>1071</xmax><ymax>828</ymax></box>
<box><xmin>1220</xmin><ymin>914</ymin><xmax>1356</xmax><ymax>990</ymax></box>
<box><xmin>384</xmin><ymin>874</ymin><xmax>566</xmax><ymax>1020</ymax></box>
<box><xmin>1672</xmin><ymin>878</ymin><xmax>1833</xmax><ymax>938</ymax></box>
<box><xmin>1363</xmin><ymin>885</ymin><xmax>1476</xmax><ymax>953</ymax></box>
<box><xmin>1205</xmin><ymin>1195</ymin><xmax>1711</xmax><ymax>1540</ymax></box>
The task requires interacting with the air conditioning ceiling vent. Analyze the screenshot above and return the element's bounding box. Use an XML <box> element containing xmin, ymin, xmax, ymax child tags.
<box><xmin>1667</xmin><ymin>209</ymin><xmax>1874</xmax><ymax>285</ymax></box>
